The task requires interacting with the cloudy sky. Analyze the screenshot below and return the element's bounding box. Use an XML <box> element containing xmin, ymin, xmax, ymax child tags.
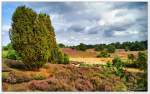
<box><xmin>2</xmin><ymin>2</ymin><xmax>148</xmax><ymax>46</ymax></box>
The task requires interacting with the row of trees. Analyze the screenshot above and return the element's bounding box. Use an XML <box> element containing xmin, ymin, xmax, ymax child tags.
<box><xmin>7</xmin><ymin>6</ymin><xmax>69</xmax><ymax>70</ymax></box>
<box><xmin>59</xmin><ymin>40</ymin><xmax>147</xmax><ymax>52</ymax></box>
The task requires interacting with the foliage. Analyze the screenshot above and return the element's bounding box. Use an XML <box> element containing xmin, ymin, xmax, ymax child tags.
<box><xmin>127</xmin><ymin>54</ymin><xmax>135</xmax><ymax>63</ymax></box>
<box><xmin>125</xmin><ymin>47</ymin><xmax>129</xmax><ymax>51</ymax></box>
<box><xmin>76</xmin><ymin>43</ymin><xmax>87</xmax><ymax>51</ymax></box>
<box><xmin>49</xmin><ymin>49</ymin><xmax>69</xmax><ymax>64</ymax></box>
<box><xmin>68</xmin><ymin>40</ymin><xmax>147</xmax><ymax>51</ymax></box>
<box><xmin>63</xmin><ymin>54</ymin><xmax>69</xmax><ymax>64</ymax></box>
<box><xmin>7</xmin><ymin>50</ymin><xmax>21</xmax><ymax>60</ymax></box>
<box><xmin>2</xmin><ymin>51</ymin><xmax>8</xmax><ymax>58</ymax></box>
<box><xmin>9</xmin><ymin>6</ymin><xmax>65</xmax><ymax>70</ymax></box>
<box><xmin>136</xmin><ymin>52</ymin><xmax>147</xmax><ymax>71</ymax></box>
<box><xmin>2</xmin><ymin>43</ymin><xmax>13</xmax><ymax>51</ymax></box>
<box><xmin>2</xmin><ymin>72</ymin><xmax>9</xmax><ymax>82</ymax></box>
<box><xmin>58</xmin><ymin>43</ymin><xmax>66</xmax><ymax>48</ymax></box>
<box><xmin>97</xmin><ymin>51</ymin><xmax>110</xmax><ymax>58</ymax></box>
<box><xmin>112</xmin><ymin>57</ymin><xmax>125</xmax><ymax>77</ymax></box>
<box><xmin>107</xmin><ymin>45</ymin><xmax>116</xmax><ymax>53</ymax></box>
<box><xmin>33</xmin><ymin>74</ymin><xmax>46</xmax><ymax>80</ymax></box>
<box><xmin>106</xmin><ymin>62</ymin><xmax>113</xmax><ymax>67</ymax></box>
<box><xmin>94</xmin><ymin>44</ymin><xmax>105</xmax><ymax>51</ymax></box>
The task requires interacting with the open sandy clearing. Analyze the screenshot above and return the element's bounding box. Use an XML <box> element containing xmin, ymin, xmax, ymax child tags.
<box><xmin>70</xmin><ymin>57</ymin><xmax>112</xmax><ymax>65</ymax></box>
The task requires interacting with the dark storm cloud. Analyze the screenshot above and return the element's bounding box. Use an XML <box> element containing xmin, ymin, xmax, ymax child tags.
<box><xmin>67</xmin><ymin>25</ymin><xmax>85</xmax><ymax>33</ymax></box>
<box><xmin>103</xmin><ymin>22</ymin><xmax>134</xmax><ymax>37</ymax></box>
<box><xmin>87</xmin><ymin>26</ymin><xmax>100</xmax><ymax>35</ymax></box>
<box><xmin>113</xmin><ymin>2</ymin><xmax>147</xmax><ymax>9</ymax></box>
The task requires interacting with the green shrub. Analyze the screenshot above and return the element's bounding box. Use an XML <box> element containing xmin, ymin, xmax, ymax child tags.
<box><xmin>58</xmin><ymin>43</ymin><xmax>65</xmax><ymax>48</ymax></box>
<box><xmin>136</xmin><ymin>52</ymin><xmax>147</xmax><ymax>71</ymax></box>
<box><xmin>125</xmin><ymin>47</ymin><xmax>129</xmax><ymax>52</ymax></box>
<box><xmin>76</xmin><ymin>43</ymin><xmax>87</xmax><ymax>51</ymax></box>
<box><xmin>63</xmin><ymin>54</ymin><xmax>69</xmax><ymax>64</ymax></box>
<box><xmin>106</xmin><ymin>62</ymin><xmax>113</xmax><ymax>67</ymax></box>
<box><xmin>112</xmin><ymin>57</ymin><xmax>125</xmax><ymax>77</ymax></box>
<box><xmin>33</xmin><ymin>74</ymin><xmax>46</xmax><ymax>80</ymax></box>
<box><xmin>97</xmin><ymin>52</ymin><xmax>110</xmax><ymax>58</ymax></box>
<box><xmin>7</xmin><ymin>50</ymin><xmax>21</xmax><ymax>60</ymax></box>
<box><xmin>49</xmin><ymin>49</ymin><xmax>69</xmax><ymax>64</ymax></box>
<box><xmin>107</xmin><ymin>45</ymin><xmax>115</xmax><ymax>53</ymax></box>
<box><xmin>2</xmin><ymin>43</ymin><xmax>13</xmax><ymax>51</ymax></box>
<box><xmin>94</xmin><ymin>46</ymin><xmax>104</xmax><ymax>51</ymax></box>
<box><xmin>128</xmin><ymin>54</ymin><xmax>135</xmax><ymax>63</ymax></box>
<box><xmin>2</xmin><ymin>51</ymin><xmax>8</xmax><ymax>58</ymax></box>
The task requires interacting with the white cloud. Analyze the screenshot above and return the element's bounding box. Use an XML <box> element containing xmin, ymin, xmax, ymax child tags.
<box><xmin>2</xmin><ymin>2</ymin><xmax>147</xmax><ymax>46</ymax></box>
<box><xmin>113</xmin><ymin>30</ymin><xmax>140</xmax><ymax>37</ymax></box>
<box><xmin>2</xmin><ymin>25</ymin><xmax>10</xmax><ymax>32</ymax></box>
<box><xmin>113</xmin><ymin>31</ymin><xmax>127</xmax><ymax>36</ymax></box>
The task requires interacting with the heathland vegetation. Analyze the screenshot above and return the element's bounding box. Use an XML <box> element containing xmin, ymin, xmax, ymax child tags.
<box><xmin>2</xmin><ymin>6</ymin><xmax>147</xmax><ymax>91</ymax></box>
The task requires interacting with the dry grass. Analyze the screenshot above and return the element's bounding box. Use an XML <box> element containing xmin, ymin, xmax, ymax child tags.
<box><xmin>61</xmin><ymin>48</ymin><xmax>97</xmax><ymax>58</ymax></box>
<box><xmin>70</xmin><ymin>57</ymin><xmax>112</xmax><ymax>65</ymax></box>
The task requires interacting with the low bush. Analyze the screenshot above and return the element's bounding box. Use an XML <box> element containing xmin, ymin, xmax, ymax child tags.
<box><xmin>112</xmin><ymin>57</ymin><xmax>125</xmax><ymax>77</ymax></box>
<box><xmin>107</xmin><ymin>45</ymin><xmax>115</xmax><ymax>53</ymax></box>
<box><xmin>7</xmin><ymin>50</ymin><xmax>21</xmax><ymax>60</ymax></box>
<box><xmin>2</xmin><ymin>43</ymin><xmax>13</xmax><ymax>51</ymax></box>
<box><xmin>2</xmin><ymin>51</ymin><xmax>8</xmax><ymax>58</ymax></box>
<box><xmin>97</xmin><ymin>52</ymin><xmax>110</xmax><ymax>58</ymax></box>
<box><xmin>106</xmin><ymin>62</ymin><xmax>113</xmax><ymax>67</ymax></box>
<box><xmin>56</xmin><ymin>53</ymin><xmax>69</xmax><ymax>64</ymax></box>
<box><xmin>136</xmin><ymin>52</ymin><xmax>147</xmax><ymax>71</ymax></box>
<box><xmin>123</xmin><ymin>52</ymin><xmax>147</xmax><ymax>69</ymax></box>
<box><xmin>33</xmin><ymin>74</ymin><xmax>46</xmax><ymax>80</ymax></box>
<box><xmin>5</xmin><ymin>59</ymin><xmax>26</xmax><ymax>70</ymax></box>
<box><xmin>62</xmin><ymin>54</ymin><xmax>69</xmax><ymax>64</ymax></box>
<box><xmin>76</xmin><ymin>43</ymin><xmax>87</xmax><ymax>51</ymax></box>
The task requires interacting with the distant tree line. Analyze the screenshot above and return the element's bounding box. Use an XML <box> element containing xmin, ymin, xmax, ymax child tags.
<box><xmin>58</xmin><ymin>40</ymin><xmax>147</xmax><ymax>52</ymax></box>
